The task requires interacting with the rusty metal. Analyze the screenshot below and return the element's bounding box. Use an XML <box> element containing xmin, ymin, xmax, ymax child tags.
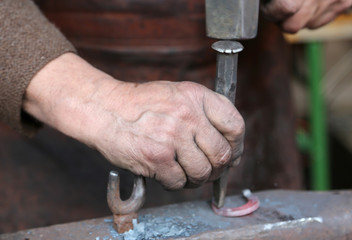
<box><xmin>2</xmin><ymin>190</ymin><xmax>352</xmax><ymax>239</ymax></box>
<box><xmin>112</xmin><ymin>213</ymin><xmax>138</xmax><ymax>233</ymax></box>
<box><xmin>107</xmin><ymin>171</ymin><xmax>146</xmax><ymax>233</ymax></box>
<box><xmin>205</xmin><ymin>0</ymin><xmax>260</xmax><ymax>39</ymax></box>
<box><xmin>107</xmin><ymin>171</ymin><xmax>146</xmax><ymax>215</ymax></box>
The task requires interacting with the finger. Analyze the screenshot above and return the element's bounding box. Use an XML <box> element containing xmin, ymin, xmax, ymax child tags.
<box><xmin>307</xmin><ymin>1</ymin><xmax>352</xmax><ymax>29</ymax></box>
<box><xmin>194</xmin><ymin>120</ymin><xmax>232</xmax><ymax>179</ymax></box>
<box><xmin>176</xmin><ymin>139</ymin><xmax>212</xmax><ymax>186</ymax></box>
<box><xmin>144</xmin><ymin>145</ymin><xmax>187</xmax><ymax>190</ymax></box>
<box><xmin>208</xmin><ymin>157</ymin><xmax>242</xmax><ymax>182</ymax></box>
<box><xmin>155</xmin><ymin>161</ymin><xmax>187</xmax><ymax>190</ymax></box>
<box><xmin>261</xmin><ymin>0</ymin><xmax>304</xmax><ymax>22</ymax></box>
<box><xmin>281</xmin><ymin>1</ymin><xmax>318</xmax><ymax>33</ymax></box>
<box><xmin>203</xmin><ymin>93</ymin><xmax>245</xmax><ymax>155</ymax></box>
<box><xmin>307</xmin><ymin>12</ymin><xmax>338</xmax><ymax>29</ymax></box>
<box><xmin>207</xmin><ymin>156</ymin><xmax>241</xmax><ymax>182</ymax></box>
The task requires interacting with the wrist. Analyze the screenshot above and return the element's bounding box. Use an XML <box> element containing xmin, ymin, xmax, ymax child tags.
<box><xmin>23</xmin><ymin>53</ymin><xmax>123</xmax><ymax>147</ymax></box>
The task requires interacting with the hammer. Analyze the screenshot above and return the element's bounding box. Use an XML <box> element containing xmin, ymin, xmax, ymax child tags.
<box><xmin>205</xmin><ymin>0</ymin><xmax>260</xmax><ymax>209</ymax></box>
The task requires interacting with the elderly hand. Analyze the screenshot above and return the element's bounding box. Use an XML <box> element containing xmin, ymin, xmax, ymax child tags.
<box><xmin>261</xmin><ymin>0</ymin><xmax>352</xmax><ymax>33</ymax></box>
<box><xmin>23</xmin><ymin>53</ymin><xmax>245</xmax><ymax>190</ymax></box>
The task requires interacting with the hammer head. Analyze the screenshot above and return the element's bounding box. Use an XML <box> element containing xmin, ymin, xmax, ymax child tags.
<box><xmin>205</xmin><ymin>0</ymin><xmax>260</xmax><ymax>40</ymax></box>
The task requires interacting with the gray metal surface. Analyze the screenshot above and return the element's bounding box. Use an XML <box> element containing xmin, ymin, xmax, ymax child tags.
<box><xmin>2</xmin><ymin>190</ymin><xmax>352</xmax><ymax>240</ymax></box>
<box><xmin>205</xmin><ymin>0</ymin><xmax>260</xmax><ymax>40</ymax></box>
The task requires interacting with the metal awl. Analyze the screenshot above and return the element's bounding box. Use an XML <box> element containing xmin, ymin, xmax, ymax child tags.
<box><xmin>211</xmin><ymin>41</ymin><xmax>260</xmax><ymax>217</ymax></box>
<box><xmin>212</xmin><ymin>40</ymin><xmax>243</xmax><ymax>209</ymax></box>
<box><xmin>206</xmin><ymin>0</ymin><xmax>260</xmax><ymax>217</ymax></box>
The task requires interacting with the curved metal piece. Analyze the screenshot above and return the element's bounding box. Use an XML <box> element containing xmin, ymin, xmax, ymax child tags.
<box><xmin>107</xmin><ymin>171</ymin><xmax>146</xmax><ymax>215</ymax></box>
<box><xmin>211</xmin><ymin>189</ymin><xmax>260</xmax><ymax>217</ymax></box>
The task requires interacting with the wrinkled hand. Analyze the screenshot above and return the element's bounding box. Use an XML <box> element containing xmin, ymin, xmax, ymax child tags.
<box><xmin>93</xmin><ymin>81</ymin><xmax>244</xmax><ymax>189</ymax></box>
<box><xmin>24</xmin><ymin>53</ymin><xmax>245</xmax><ymax>190</ymax></box>
<box><xmin>261</xmin><ymin>0</ymin><xmax>352</xmax><ymax>33</ymax></box>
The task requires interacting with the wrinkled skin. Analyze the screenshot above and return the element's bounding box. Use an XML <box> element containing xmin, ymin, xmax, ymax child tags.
<box><xmin>95</xmin><ymin>81</ymin><xmax>245</xmax><ymax>189</ymax></box>
<box><xmin>23</xmin><ymin>0</ymin><xmax>352</xmax><ymax>191</ymax></box>
<box><xmin>24</xmin><ymin>53</ymin><xmax>245</xmax><ymax>190</ymax></box>
<box><xmin>261</xmin><ymin>0</ymin><xmax>352</xmax><ymax>33</ymax></box>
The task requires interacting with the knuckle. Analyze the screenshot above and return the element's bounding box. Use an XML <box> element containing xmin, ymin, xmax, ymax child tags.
<box><xmin>227</xmin><ymin>115</ymin><xmax>245</xmax><ymax>141</ymax></box>
<box><xmin>155</xmin><ymin>164</ymin><xmax>186</xmax><ymax>190</ymax></box>
<box><xmin>161</xmin><ymin>119</ymin><xmax>177</xmax><ymax>138</ymax></box>
<box><xmin>213</xmin><ymin>144</ymin><xmax>232</xmax><ymax>168</ymax></box>
<box><xmin>165</xmin><ymin>176</ymin><xmax>186</xmax><ymax>190</ymax></box>
<box><xmin>190</xmin><ymin>165</ymin><xmax>212</xmax><ymax>184</ymax></box>
<box><xmin>143</xmin><ymin>144</ymin><xmax>174</xmax><ymax>164</ymax></box>
<box><xmin>235</xmin><ymin>115</ymin><xmax>245</xmax><ymax>135</ymax></box>
<box><xmin>175</xmin><ymin>104</ymin><xmax>193</xmax><ymax>121</ymax></box>
<box><xmin>279</xmin><ymin>0</ymin><xmax>301</xmax><ymax>15</ymax></box>
<box><xmin>177</xmin><ymin>81</ymin><xmax>207</xmax><ymax>102</ymax></box>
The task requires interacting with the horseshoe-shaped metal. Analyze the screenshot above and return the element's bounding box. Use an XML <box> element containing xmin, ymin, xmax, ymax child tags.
<box><xmin>211</xmin><ymin>189</ymin><xmax>260</xmax><ymax>217</ymax></box>
<box><xmin>107</xmin><ymin>171</ymin><xmax>146</xmax><ymax>215</ymax></box>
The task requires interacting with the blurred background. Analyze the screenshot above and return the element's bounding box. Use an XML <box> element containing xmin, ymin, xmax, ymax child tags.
<box><xmin>1</xmin><ymin>0</ymin><xmax>352</xmax><ymax>234</ymax></box>
<box><xmin>285</xmin><ymin>13</ymin><xmax>352</xmax><ymax>190</ymax></box>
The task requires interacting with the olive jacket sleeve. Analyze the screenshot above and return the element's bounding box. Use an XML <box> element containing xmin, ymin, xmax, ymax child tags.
<box><xmin>0</xmin><ymin>0</ymin><xmax>76</xmax><ymax>136</ymax></box>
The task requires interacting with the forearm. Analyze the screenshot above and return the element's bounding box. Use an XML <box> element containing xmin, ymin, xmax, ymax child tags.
<box><xmin>0</xmin><ymin>0</ymin><xmax>76</xmax><ymax>135</ymax></box>
<box><xmin>23</xmin><ymin>53</ymin><xmax>122</xmax><ymax>147</ymax></box>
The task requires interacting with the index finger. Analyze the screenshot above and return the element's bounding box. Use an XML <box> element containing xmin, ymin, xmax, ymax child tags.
<box><xmin>203</xmin><ymin>92</ymin><xmax>245</xmax><ymax>159</ymax></box>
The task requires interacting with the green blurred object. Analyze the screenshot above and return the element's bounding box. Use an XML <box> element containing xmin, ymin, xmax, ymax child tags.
<box><xmin>306</xmin><ymin>42</ymin><xmax>330</xmax><ymax>190</ymax></box>
<box><xmin>296</xmin><ymin>129</ymin><xmax>311</xmax><ymax>154</ymax></box>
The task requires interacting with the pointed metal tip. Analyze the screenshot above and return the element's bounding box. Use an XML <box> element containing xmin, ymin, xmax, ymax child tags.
<box><xmin>212</xmin><ymin>198</ymin><xmax>223</xmax><ymax>209</ymax></box>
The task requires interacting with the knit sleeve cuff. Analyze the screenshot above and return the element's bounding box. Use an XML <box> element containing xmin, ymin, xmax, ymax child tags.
<box><xmin>0</xmin><ymin>0</ymin><xmax>77</xmax><ymax>136</ymax></box>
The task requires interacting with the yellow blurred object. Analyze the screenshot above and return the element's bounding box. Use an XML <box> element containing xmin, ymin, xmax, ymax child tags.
<box><xmin>284</xmin><ymin>14</ymin><xmax>352</xmax><ymax>43</ymax></box>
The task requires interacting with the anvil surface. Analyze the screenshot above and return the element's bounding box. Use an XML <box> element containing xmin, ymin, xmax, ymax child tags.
<box><xmin>1</xmin><ymin>190</ymin><xmax>352</xmax><ymax>240</ymax></box>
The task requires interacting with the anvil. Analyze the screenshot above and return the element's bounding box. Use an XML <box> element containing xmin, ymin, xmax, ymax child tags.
<box><xmin>1</xmin><ymin>190</ymin><xmax>352</xmax><ymax>240</ymax></box>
